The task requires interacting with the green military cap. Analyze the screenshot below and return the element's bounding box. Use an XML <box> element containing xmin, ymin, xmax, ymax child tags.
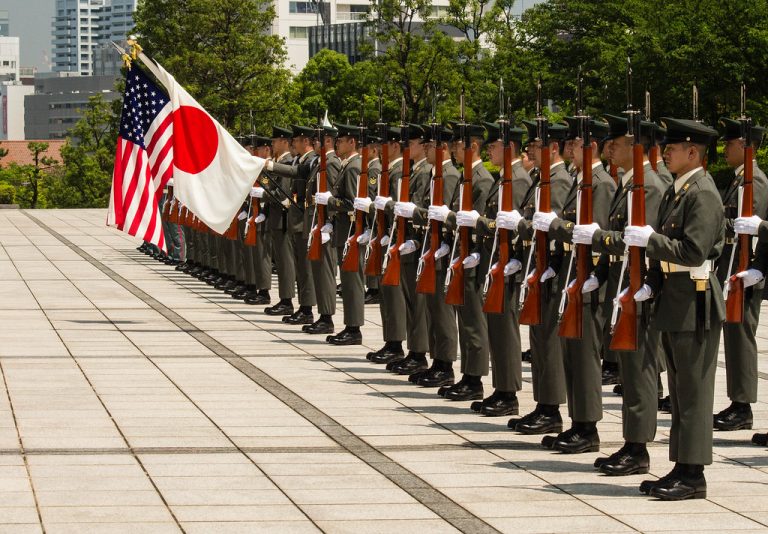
<box><xmin>563</xmin><ymin>117</ymin><xmax>580</xmax><ymax>141</ymax></box>
<box><xmin>481</xmin><ymin>122</ymin><xmax>525</xmax><ymax>146</ymax></box>
<box><xmin>655</xmin><ymin>124</ymin><xmax>667</xmax><ymax>144</ymax></box>
<box><xmin>660</xmin><ymin>117</ymin><xmax>719</xmax><ymax>145</ymax></box>
<box><xmin>271</xmin><ymin>126</ymin><xmax>292</xmax><ymax>139</ymax></box>
<box><xmin>366</xmin><ymin>134</ymin><xmax>382</xmax><ymax>145</ymax></box>
<box><xmin>719</xmin><ymin>117</ymin><xmax>767</xmax><ymax>146</ymax></box>
<box><xmin>603</xmin><ymin>114</ymin><xmax>657</xmax><ymax>142</ymax></box>
<box><xmin>418</xmin><ymin>125</ymin><xmax>432</xmax><ymax>144</ymax></box>
<box><xmin>334</xmin><ymin>123</ymin><xmax>359</xmax><ymax>138</ymax></box>
<box><xmin>590</xmin><ymin>120</ymin><xmax>610</xmax><ymax>141</ymax></box>
<box><xmin>408</xmin><ymin>123</ymin><xmax>428</xmax><ymax>142</ymax></box>
<box><xmin>322</xmin><ymin>124</ymin><xmax>338</xmax><ymax>138</ymax></box>
<box><xmin>429</xmin><ymin>125</ymin><xmax>454</xmax><ymax>143</ymax></box>
<box><xmin>235</xmin><ymin>135</ymin><xmax>250</xmax><ymax>148</ymax></box>
<box><xmin>384</xmin><ymin>127</ymin><xmax>401</xmax><ymax>143</ymax></box>
<box><xmin>521</xmin><ymin>120</ymin><xmax>567</xmax><ymax>142</ymax></box>
<box><xmin>451</xmin><ymin>123</ymin><xmax>486</xmax><ymax>142</ymax></box>
<box><xmin>251</xmin><ymin>134</ymin><xmax>272</xmax><ymax>147</ymax></box>
<box><xmin>291</xmin><ymin>124</ymin><xmax>316</xmax><ymax>138</ymax></box>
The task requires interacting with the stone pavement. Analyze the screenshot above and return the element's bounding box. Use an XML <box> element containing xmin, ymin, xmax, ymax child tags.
<box><xmin>0</xmin><ymin>208</ymin><xmax>767</xmax><ymax>534</ymax></box>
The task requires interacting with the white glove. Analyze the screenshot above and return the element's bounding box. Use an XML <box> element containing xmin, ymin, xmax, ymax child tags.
<box><xmin>496</xmin><ymin>210</ymin><xmax>522</xmax><ymax>231</ymax></box>
<box><xmin>381</xmin><ymin>235</ymin><xmax>390</xmax><ymax>247</ymax></box>
<box><xmin>734</xmin><ymin>215</ymin><xmax>763</xmax><ymax>236</ymax></box>
<box><xmin>572</xmin><ymin>223</ymin><xmax>600</xmax><ymax>245</ymax></box>
<box><xmin>354</xmin><ymin>197</ymin><xmax>373</xmax><ymax>213</ymax></box>
<box><xmin>237</xmin><ymin>211</ymin><xmax>248</xmax><ymax>221</ymax></box>
<box><xmin>251</xmin><ymin>187</ymin><xmax>264</xmax><ymax>199</ymax></box>
<box><xmin>504</xmin><ymin>259</ymin><xmax>522</xmax><ymax>276</ymax></box>
<box><xmin>166</xmin><ymin>178</ymin><xmax>174</xmax><ymax>186</ymax></box>
<box><xmin>463</xmin><ymin>252</ymin><xmax>480</xmax><ymax>269</ymax></box>
<box><xmin>428</xmin><ymin>204</ymin><xmax>451</xmax><ymax>222</ymax></box>
<box><xmin>254</xmin><ymin>213</ymin><xmax>265</xmax><ymax>224</ymax></box>
<box><xmin>399</xmin><ymin>240</ymin><xmax>418</xmax><ymax>255</ymax></box>
<box><xmin>281</xmin><ymin>198</ymin><xmax>291</xmax><ymax>208</ymax></box>
<box><xmin>357</xmin><ymin>229</ymin><xmax>371</xmax><ymax>244</ymax></box>
<box><xmin>624</xmin><ymin>225</ymin><xmax>655</xmax><ymax>247</ymax></box>
<box><xmin>633</xmin><ymin>284</ymin><xmax>653</xmax><ymax>302</ymax></box>
<box><xmin>320</xmin><ymin>223</ymin><xmax>333</xmax><ymax>234</ymax></box>
<box><xmin>735</xmin><ymin>268</ymin><xmax>764</xmax><ymax>288</ymax></box>
<box><xmin>374</xmin><ymin>195</ymin><xmax>391</xmax><ymax>211</ymax></box>
<box><xmin>531</xmin><ymin>266</ymin><xmax>556</xmax><ymax>283</ymax></box>
<box><xmin>434</xmin><ymin>242</ymin><xmax>450</xmax><ymax>259</ymax></box>
<box><xmin>315</xmin><ymin>191</ymin><xmax>333</xmax><ymax>205</ymax></box>
<box><xmin>321</xmin><ymin>232</ymin><xmax>331</xmax><ymax>244</ymax></box>
<box><xmin>266</xmin><ymin>159</ymin><xmax>274</xmax><ymax>172</ymax></box>
<box><xmin>394</xmin><ymin>201</ymin><xmax>417</xmax><ymax>218</ymax></box>
<box><xmin>456</xmin><ymin>210</ymin><xmax>481</xmax><ymax>228</ymax></box>
<box><xmin>581</xmin><ymin>275</ymin><xmax>599</xmax><ymax>293</ymax></box>
<box><xmin>532</xmin><ymin>211</ymin><xmax>558</xmax><ymax>232</ymax></box>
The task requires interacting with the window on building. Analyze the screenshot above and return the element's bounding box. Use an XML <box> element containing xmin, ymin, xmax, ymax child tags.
<box><xmin>289</xmin><ymin>26</ymin><xmax>308</xmax><ymax>39</ymax></box>
<box><xmin>289</xmin><ymin>1</ymin><xmax>315</xmax><ymax>14</ymax></box>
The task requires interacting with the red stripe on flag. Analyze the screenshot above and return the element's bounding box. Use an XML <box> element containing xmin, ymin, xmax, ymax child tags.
<box><xmin>146</xmin><ymin>112</ymin><xmax>173</xmax><ymax>155</ymax></box>
<box><xmin>127</xmin><ymin>150</ymin><xmax>150</xmax><ymax>235</ymax></box>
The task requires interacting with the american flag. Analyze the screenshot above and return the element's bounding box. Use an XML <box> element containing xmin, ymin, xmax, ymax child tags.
<box><xmin>108</xmin><ymin>64</ymin><xmax>173</xmax><ymax>250</ymax></box>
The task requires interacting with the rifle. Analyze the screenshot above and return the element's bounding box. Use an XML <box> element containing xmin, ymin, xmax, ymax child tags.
<box><xmin>646</xmin><ymin>89</ymin><xmax>659</xmax><ymax>173</ymax></box>
<box><xmin>725</xmin><ymin>83</ymin><xmax>753</xmax><ymax>323</ymax></box>
<box><xmin>519</xmin><ymin>78</ymin><xmax>551</xmax><ymax>325</ymax></box>
<box><xmin>307</xmin><ymin>118</ymin><xmax>327</xmax><ymax>261</ymax></box>
<box><xmin>692</xmin><ymin>81</ymin><xmax>709</xmax><ymax>171</ymax></box>
<box><xmin>445</xmin><ymin>90</ymin><xmax>472</xmax><ymax>306</ymax></box>
<box><xmin>558</xmin><ymin>71</ymin><xmax>592</xmax><ymax>338</ymax></box>
<box><xmin>416</xmin><ymin>87</ymin><xmax>442</xmax><ymax>294</ymax></box>
<box><xmin>364</xmin><ymin>89</ymin><xmax>388</xmax><ymax>276</ymax></box>
<box><xmin>341</xmin><ymin>115</ymin><xmax>370</xmax><ymax>272</ymax></box>
<box><xmin>243</xmin><ymin>193</ymin><xmax>260</xmax><ymax>246</ymax></box>
<box><xmin>482</xmin><ymin>79</ymin><xmax>512</xmax><ymax>314</ymax></box>
<box><xmin>610</xmin><ymin>57</ymin><xmax>646</xmax><ymax>351</ymax></box>
<box><xmin>162</xmin><ymin>184</ymin><xmax>173</xmax><ymax>222</ymax></box>
<box><xmin>382</xmin><ymin>97</ymin><xmax>410</xmax><ymax>286</ymax></box>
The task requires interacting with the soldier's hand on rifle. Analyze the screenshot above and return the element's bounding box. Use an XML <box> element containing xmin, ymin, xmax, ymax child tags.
<box><xmin>496</xmin><ymin>209</ymin><xmax>522</xmax><ymax>231</ymax></box>
<box><xmin>456</xmin><ymin>210</ymin><xmax>480</xmax><ymax>228</ymax></box>
<box><xmin>428</xmin><ymin>205</ymin><xmax>450</xmax><ymax>222</ymax></box>
<box><xmin>254</xmin><ymin>214</ymin><xmax>265</xmax><ymax>224</ymax></box>
<box><xmin>735</xmin><ymin>269</ymin><xmax>764</xmax><ymax>288</ymax></box>
<box><xmin>320</xmin><ymin>223</ymin><xmax>333</xmax><ymax>234</ymax></box>
<box><xmin>532</xmin><ymin>211</ymin><xmax>558</xmax><ymax>232</ymax></box>
<box><xmin>462</xmin><ymin>252</ymin><xmax>481</xmax><ymax>269</ymax></box>
<box><xmin>579</xmin><ymin>275</ymin><xmax>599</xmax><ymax>293</ymax></box>
<box><xmin>399</xmin><ymin>240</ymin><xmax>418</xmax><ymax>255</ymax></box>
<box><xmin>734</xmin><ymin>215</ymin><xmax>763</xmax><ymax>235</ymax></box>
<box><xmin>266</xmin><ymin>159</ymin><xmax>275</xmax><ymax>172</ymax></box>
<box><xmin>374</xmin><ymin>195</ymin><xmax>391</xmax><ymax>211</ymax></box>
<box><xmin>281</xmin><ymin>198</ymin><xmax>291</xmax><ymax>208</ymax></box>
<box><xmin>237</xmin><ymin>211</ymin><xmax>248</xmax><ymax>221</ymax></box>
<box><xmin>572</xmin><ymin>222</ymin><xmax>599</xmax><ymax>244</ymax></box>
<box><xmin>530</xmin><ymin>266</ymin><xmax>555</xmax><ymax>283</ymax></box>
<box><xmin>503</xmin><ymin>259</ymin><xmax>522</xmax><ymax>276</ymax></box>
<box><xmin>354</xmin><ymin>197</ymin><xmax>373</xmax><ymax>213</ymax></box>
<box><xmin>356</xmin><ymin>229</ymin><xmax>371</xmax><ymax>244</ymax></box>
<box><xmin>394</xmin><ymin>202</ymin><xmax>417</xmax><ymax>218</ymax></box>
<box><xmin>633</xmin><ymin>284</ymin><xmax>652</xmax><ymax>302</ymax></box>
<box><xmin>624</xmin><ymin>225</ymin><xmax>654</xmax><ymax>247</ymax></box>
<box><xmin>250</xmin><ymin>187</ymin><xmax>265</xmax><ymax>198</ymax></box>
<box><xmin>315</xmin><ymin>191</ymin><xmax>333</xmax><ymax>205</ymax></box>
<box><xmin>381</xmin><ymin>235</ymin><xmax>390</xmax><ymax>247</ymax></box>
<box><xmin>435</xmin><ymin>242</ymin><xmax>450</xmax><ymax>259</ymax></box>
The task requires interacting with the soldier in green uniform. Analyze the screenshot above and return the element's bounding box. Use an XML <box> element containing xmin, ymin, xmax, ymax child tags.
<box><xmin>388</xmin><ymin>124</ymin><xmax>432</xmax><ymax>375</ymax></box>
<box><xmin>316</xmin><ymin>124</ymin><xmax>366</xmax><ymax>345</ymax></box>
<box><xmin>303</xmin><ymin>125</ymin><xmax>342</xmax><ymax>334</ymax></box>
<box><xmin>508</xmin><ymin>121</ymin><xmax>571</xmax><ymax>434</ymax></box>
<box><xmin>713</xmin><ymin>119</ymin><xmax>768</xmax><ymax>431</ymax></box>
<box><xmin>624</xmin><ymin>118</ymin><xmax>723</xmax><ymax>500</ymax></box>
<box><xmin>576</xmin><ymin>115</ymin><xmax>665</xmax><ymax>473</ymax></box>
<box><xmin>534</xmin><ymin>118</ymin><xmax>616</xmax><ymax>452</ymax></box>
<box><xmin>265</xmin><ymin>125</ymin><xmax>319</xmax><ymax>325</ymax></box>
<box><xmin>364</xmin><ymin>138</ymin><xmax>383</xmax><ymax>304</ymax></box>
<box><xmin>441</xmin><ymin>124</ymin><xmax>493</xmax><ymax>401</ymax></box>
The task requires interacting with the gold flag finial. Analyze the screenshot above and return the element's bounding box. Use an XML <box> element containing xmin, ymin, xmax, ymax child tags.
<box><xmin>126</xmin><ymin>37</ymin><xmax>143</xmax><ymax>60</ymax></box>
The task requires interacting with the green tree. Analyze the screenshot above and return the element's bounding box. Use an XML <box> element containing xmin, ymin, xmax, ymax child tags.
<box><xmin>0</xmin><ymin>142</ymin><xmax>7</xmax><ymax>166</ymax></box>
<box><xmin>133</xmin><ymin>0</ymin><xmax>297</xmax><ymax>133</ymax></box>
<box><xmin>0</xmin><ymin>143</ymin><xmax>57</xmax><ymax>209</ymax></box>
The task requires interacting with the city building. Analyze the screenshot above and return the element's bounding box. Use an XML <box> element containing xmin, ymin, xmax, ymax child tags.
<box><xmin>0</xmin><ymin>10</ymin><xmax>9</xmax><ymax>37</ymax></box>
<box><xmin>25</xmin><ymin>74</ymin><xmax>120</xmax><ymax>139</ymax></box>
<box><xmin>51</xmin><ymin>0</ymin><xmax>137</xmax><ymax>76</ymax></box>
<box><xmin>0</xmin><ymin>82</ymin><xmax>34</xmax><ymax>140</ymax></box>
<box><xmin>0</xmin><ymin>37</ymin><xmax>20</xmax><ymax>82</ymax></box>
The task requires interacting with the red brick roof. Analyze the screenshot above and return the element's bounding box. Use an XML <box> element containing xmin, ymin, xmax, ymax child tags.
<box><xmin>0</xmin><ymin>140</ymin><xmax>65</xmax><ymax>167</ymax></box>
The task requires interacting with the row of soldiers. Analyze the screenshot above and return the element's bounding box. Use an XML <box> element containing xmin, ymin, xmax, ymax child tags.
<box><xmin>162</xmin><ymin>106</ymin><xmax>766</xmax><ymax>502</ymax></box>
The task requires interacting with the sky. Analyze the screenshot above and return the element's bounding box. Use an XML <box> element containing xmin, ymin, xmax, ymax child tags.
<box><xmin>6</xmin><ymin>0</ymin><xmax>55</xmax><ymax>72</ymax></box>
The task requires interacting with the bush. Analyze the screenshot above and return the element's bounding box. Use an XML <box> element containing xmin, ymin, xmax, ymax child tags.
<box><xmin>0</xmin><ymin>183</ymin><xmax>15</xmax><ymax>204</ymax></box>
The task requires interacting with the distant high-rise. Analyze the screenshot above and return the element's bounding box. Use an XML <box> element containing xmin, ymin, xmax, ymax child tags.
<box><xmin>0</xmin><ymin>10</ymin><xmax>9</xmax><ymax>37</ymax></box>
<box><xmin>51</xmin><ymin>0</ymin><xmax>138</xmax><ymax>76</ymax></box>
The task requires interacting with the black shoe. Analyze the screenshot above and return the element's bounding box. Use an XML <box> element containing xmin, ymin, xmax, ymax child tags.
<box><xmin>444</xmin><ymin>381</ymin><xmax>483</xmax><ymax>401</ymax></box>
<box><xmin>245</xmin><ymin>292</ymin><xmax>271</xmax><ymax>305</ymax></box>
<box><xmin>658</xmin><ymin>395</ymin><xmax>671</xmax><ymax>413</ymax></box>
<box><xmin>649</xmin><ymin>466</ymin><xmax>706</xmax><ymax>501</ymax></box>
<box><xmin>508</xmin><ymin>408</ymin><xmax>540</xmax><ymax>430</ymax></box>
<box><xmin>751</xmin><ymin>433</ymin><xmax>768</xmax><ymax>446</ymax></box>
<box><xmin>481</xmin><ymin>392</ymin><xmax>519</xmax><ymax>417</ymax></box>
<box><xmin>226</xmin><ymin>282</ymin><xmax>246</xmax><ymax>295</ymax></box>
<box><xmin>336</xmin><ymin>283</ymin><xmax>342</xmax><ymax>296</ymax></box>
<box><xmin>175</xmin><ymin>262</ymin><xmax>188</xmax><ymax>271</ymax></box>
<box><xmin>205</xmin><ymin>273</ymin><xmax>223</xmax><ymax>285</ymax></box>
<box><xmin>283</xmin><ymin>310</ymin><xmax>314</xmax><ymax>325</ymax></box>
<box><xmin>389</xmin><ymin>356</ymin><xmax>428</xmax><ymax>376</ymax></box>
<box><xmin>385</xmin><ymin>357</ymin><xmax>406</xmax><ymax>371</ymax></box>
<box><xmin>302</xmin><ymin>319</ymin><xmax>334</xmax><ymax>334</ymax></box>
<box><xmin>600</xmin><ymin>448</ymin><xmax>650</xmax><ymax>476</ymax></box>
<box><xmin>137</xmin><ymin>244</ymin><xmax>147</xmax><ymax>252</ymax></box>
<box><xmin>613</xmin><ymin>384</ymin><xmax>623</xmax><ymax>396</ymax></box>
<box><xmin>516</xmin><ymin>411</ymin><xmax>563</xmax><ymax>435</ymax></box>
<box><xmin>416</xmin><ymin>369</ymin><xmax>455</xmax><ymax>388</ymax></box>
<box><xmin>601</xmin><ymin>366</ymin><xmax>620</xmax><ymax>385</ymax></box>
<box><xmin>521</xmin><ymin>349</ymin><xmax>532</xmax><ymax>362</ymax></box>
<box><xmin>542</xmin><ymin>427</ymin><xmax>576</xmax><ymax>450</ymax></box>
<box><xmin>640</xmin><ymin>464</ymin><xmax>682</xmax><ymax>495</ymax></box>
<box><xmin>326</xmin><ymin>329</ymin><xmax>362</xmax><ymax>345</ymax></box>
<box><xmin>232</xmin><ymin>287</ymin><xmax>249</xmax><ymax>300</ymax></box>
<box><xmin>364</xmin><ymin>290</ymin><xmax>381</xmax><ymax>305</ymax></box>
<box><xmin>471</xmin><ymin>390</ymin><xmax>500</xmax><ymax>413</ymax></box>
<box><xmin>264</xmin><ymin>302</ymin><xmax>294</xmax><ymax>316</ymax></box>
<box><xmin>367</xmin><ymin>346</ymin><xmax>405</xmax><ymax>364</ymax></box>
<box><xmin>164</xmin><ymin>257</ymin><xmax>179</xmax><ymax>266</ymax></box>
<box><xmin>713</xmin><ymin>402</ymin><xmax>753</xmax><ymax>431</ymax></box>
<box><xmin>215</xmin><ymin>277</ymin><xmax>234</xmax><ymax>290</ymax></box>
<box><xmin>594</xmin><ymin>444</ymin><xmax>626</xmax><ymax>469</ymax></box>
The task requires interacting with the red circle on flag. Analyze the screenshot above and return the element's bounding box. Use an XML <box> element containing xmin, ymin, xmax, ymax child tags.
<box><xmin>173</xmin><ymin>105</ymin><xmax>218</xmax><ymax>174</ymax></box>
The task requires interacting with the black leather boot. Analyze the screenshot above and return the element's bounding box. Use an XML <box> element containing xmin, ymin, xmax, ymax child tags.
<box><xmin>650</xmin><ymin>464</ymin><xmax>706</xmax><ymax>500</ymax></box>
<box><xmin>713</xmin><ymin>401</ymin><xmax>753</xmax><ymax>431</ymax></box>
<box><xmin>600</xmin><ymin>442</ymin><xmax>649</xmax><ymax>476</ymax></box>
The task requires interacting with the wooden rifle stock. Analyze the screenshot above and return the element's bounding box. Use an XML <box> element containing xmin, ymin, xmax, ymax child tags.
<box><xmin>610</xmin><ymin>142</ymin><xmax>646</xmax><ymax>351</ymax></box>
<box><xmin>519</xmin><ymin>146</ymin><xmax>551</xmax><ymax>325</ymax></box>
<box><xmin>610</xmin><ymin>162</ymin><xmax>619</xmax><ymax>185</ymax></box>
<box><xmin>168</xmin><ymin>198</ymin><xmax>179</xmax><ymax>224</ymax></box>
<box><xmin>416</xmin><ymin>145</ymin><xmax>443</xmax><ymax>294</ymax></box>
<box><xmin>382</xmin><ymin>144</ymin><xmax>410</xmax><ymax>286</ymax></box>
<box><xmin>559</xmin><ymin>144</ymin><xmax>593</xmax><ymax>338</ymax></box>
<box><xmin>726</xmin><ymin>144</ymin><xmax>754</xmax><ymax>323</ymax></box>
<box><xmin>341</xmin><ymin>145</ymin><xmax>370</xmax><ymax>272</ymax></box>
<box><xmin>162</xmin><ymin>185</ymin><xmax>173</xmax><ymax>221</ymax></box>
<box><xmin>445</xmin><ymin>143</ymin><xmax>473</xmax><ymax>306</ymax></box>
<box><xmin>365</xmin><ymin>141</ymin><xmax>389</xmax><ymax>276</ymax></box>
<box><xmin>308</xmin><ymin>148</ymin><xmax>327</xmax><ymax>262</ymax></box>
<box><xmin>483</xmin><ymin>143</ymin><xmax>513</xmax><ymax>314</ymax></box>
<box><xmin>244</xmin><ymin>196</ymin><xmax>259</xmax><ymax>246</ymax></box>
<box><xmin>649</xmin><ymin>146</ymin><xmax>659</xmax><ymax>173</ymax></box>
